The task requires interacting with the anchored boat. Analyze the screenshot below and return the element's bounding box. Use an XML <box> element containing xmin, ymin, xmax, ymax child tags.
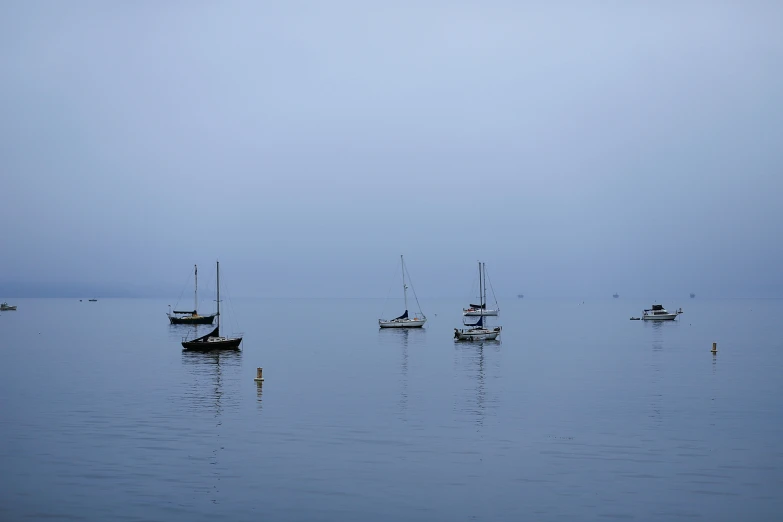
<box><xmin>454</xmin><ymin>314</ymin><xmax>501</xmax><ymax>341</ymax></box>
<box><xmin>455</xmin><ymin>262</ymin><xmax>501</xmax><ymax>341</ymax></box>
<box><xmin>379</xmin><ymin>255</ymin><xmax>426</xmax><ymax>328</ymax></box>
<box><xmin>168</xmin><ymin>264</ymin><xmax>216</xmax><ymax>325</ymax></box>
<box><xmin>463</xmin><ymin>261</ymin><xmax>499</xmax><ymax>316</ymax></box>
<box><xmin>181</xmin><ymin>261</ymin><xmax>242</xmax><ymax>351</ymax></box>
<box><xmin>642</xmin><ymin>304</ymin><xmax>682</xmax><ymax>321</ymax></box>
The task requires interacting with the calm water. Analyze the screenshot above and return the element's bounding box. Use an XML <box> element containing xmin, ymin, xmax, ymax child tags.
<box><xmin>1</xmin><ymin>297</ymin><xmax>782</xmax><ymax>521</ymax></box>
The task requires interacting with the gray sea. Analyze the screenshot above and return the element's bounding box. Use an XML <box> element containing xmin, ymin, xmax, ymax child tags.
<box><xmin>1</xmin><ymin>297</ymin><xmax>781</xmax><ymax>521</ymax></box>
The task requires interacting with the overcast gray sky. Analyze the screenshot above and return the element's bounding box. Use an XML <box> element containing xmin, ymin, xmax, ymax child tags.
<box><xmin>1</xmin><ymin>1</ymin><xmax>781</xmax><ymax>298</ymax></box>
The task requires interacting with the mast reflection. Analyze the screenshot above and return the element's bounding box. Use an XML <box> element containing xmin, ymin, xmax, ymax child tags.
<box><xmin>379</xmin><ymin>327</ymin><xmax>426</xmax><ymax>421</ymax></box>
<box><xmin>180</xmin><ymin>350</ymin><xmax>242</xmax><ymax>504</ymax></box>
<box><xmin>454</xmin><ymin>340</ymin><xmax>500</xmax><ymax>429</ymax></box>
<box><xmin>181</xmin><ymin>350</ymin><xmax>242</xmax><ymax>419</ymax></box>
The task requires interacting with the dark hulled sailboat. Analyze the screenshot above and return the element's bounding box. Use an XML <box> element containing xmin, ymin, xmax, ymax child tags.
<box><xmin>181</xmin><ymin>261</ymin><xmax>242</xmax><ymax>351</ymax></box>
<box><xmin>168</xmin><ymin>264</ymin><xmax>216</xmax><ymax>325</ymax></box>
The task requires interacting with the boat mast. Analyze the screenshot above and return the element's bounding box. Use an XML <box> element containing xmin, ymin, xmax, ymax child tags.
<box><xmin>483</xmin><ymin>263</ymin><xmax>487</xmax><ymax>310</ymax></box>
<box><xmin>478</xmin><ymin>261</ymin><xmax>483</xmax><ymax>310</ymax></box>
<box><xmin>194</xmin><ymin>264</ymin><xmax>198</xmax><ymax>312</ymax></box>
<box><xmin>216</xmin><ymin>260</ymin><xmax>220</xmax><ymax>333</ymax></box>
<box><xmin>401</xmin><ymin>255</ymin><xmax>408</xmax><ymax>314</ymax></box>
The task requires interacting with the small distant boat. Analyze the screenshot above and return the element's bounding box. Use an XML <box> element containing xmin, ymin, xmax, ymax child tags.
<box><xmin>454</xmin><ymin>314</ymin><xmax>502</xmax><ymax>341</ymax></box>
<box><xmin>642</xmin><ymin>304</ymin><xmax>681</xmax><ymax>321</ymax></box>
<box><xmin>1</xmin><ymin>302</ymin><xmax>17</xmax><ymax>311</ymax></box>
<box><xmin>613</xmin><ymin>293</ymin><xmax>619</xmax><ymax>298</ymax></box>
<box><xmin>88</xmin><ymin>299</ymin><xmax>97</xmax><ymax>302</ymax></box>
<box><xmin>517</xmin><ymin>294</ymin><xmax>524</xmax><ymax>299</ymax></box>
<box><xmin>463</xmin><ymin>262</ymin><xmax>499</xmax><ymax>316</ymax></box>
<box><xmin>168</xmin><ymin>264</ymin><xmax>216</xmax><ymax>325</ymax></box>
<box><xmin>379</xmin><ymin>255</ymin><xmax>426</xmax><ymax>328</ymax></box>
<box><xmin>690</xmin><ymin>293</ymin><xmax>696</xmax><ymax>298</ymax></box>
<box><xmin>182</xmin><ymin>261</ymin><xmax>242</xmax><ymax>351</ymax></box>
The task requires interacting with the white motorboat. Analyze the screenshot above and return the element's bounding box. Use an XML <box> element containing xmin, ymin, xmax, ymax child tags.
<box><xmin>379</xmin><ymin>255</ymin><xmax>426</xmax><ymax>328</ymax></box>
<box><xmin>642</xmin><ymin>304</ymin><xmax>681</xmax><ymax>321</ymax></box>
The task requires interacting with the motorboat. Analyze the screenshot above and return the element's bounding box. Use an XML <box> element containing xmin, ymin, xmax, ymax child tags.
<box><xmin>642</xmin><ymin>304</ymin><xmax>681</xmax><ymax>321</ymax></box>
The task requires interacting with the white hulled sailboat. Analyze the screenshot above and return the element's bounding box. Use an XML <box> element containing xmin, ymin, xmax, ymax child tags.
<box><xmin>379</xmin><ymin>255</ymin><xmax>426</xmax><ymax>328</ymax></box>
<box><xmin>463</xmin><ymin>261</ymin><xmax>499</xmax><ymax>316</ymax></box>
<box><xmin>455</xmin><ymin>262</ymin><xmax>501</xmax><ymax>341</ymax></box>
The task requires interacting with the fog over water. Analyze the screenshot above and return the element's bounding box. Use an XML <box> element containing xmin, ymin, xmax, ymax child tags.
<box><xmin>2</xmin><ymin>2</ymin><xmax>781</xmax><ymax>298</ymax></box>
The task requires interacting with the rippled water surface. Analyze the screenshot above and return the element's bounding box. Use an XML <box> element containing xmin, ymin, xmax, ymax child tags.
<box><xmin>1</xmin><ymin>297</ymin><xmax>781</xmax><ymax>521</ymax></box>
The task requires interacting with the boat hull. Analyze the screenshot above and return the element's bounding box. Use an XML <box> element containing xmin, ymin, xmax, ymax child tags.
<box><xmin>169</xmin><ymin>314</ymin><xmax>216</xmax><ymax>325</ymax></box>
<box><xmin>379</xmin><ymin>318</ymin><xmax>426</xmax><ymax>328</ymax></box>
<box><xmin>463</xmin><ymin>309</ymin><xmax>499</xmax><ymax>316</ymax></box>
<box><xmin>454</xmin><ymin>327</ymin><xmax>501</xmax><ymax>341</ymax></box>
<box><xmin>182</xmin><ymin>336</ymin><xmax>242</xmax><ymax>351</ymax></box>
<box><xmin>642</xmin><ymin>314</ymin><xmax>678</xmax><ymax>321</ymax></box>
<box><xmin>0</xmin><ymin>306</ymin><xmax>17</xmax><ymax>311</ymax></box>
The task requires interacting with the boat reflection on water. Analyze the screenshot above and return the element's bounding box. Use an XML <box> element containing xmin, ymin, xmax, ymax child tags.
<box><xmin>454</xmin><ymin>340</ymin><xmax>501</xmax><ymax>429</ymax></box>
<box><xmin>181</xmin><ymin>350</ymin><xmax>242</xmax><ymax>418</ymax></box>
<box><xmin>180</xmin><ymin>350</ymin><xmax>242</xmax><ymax>504</ymax></box>
<box><xmin>398</xmin><ymin>329</ymin><xmax>409</xmax><ymax>419</ymax></box>
<box><xmin>379</xmin><ymin>327</ymin><xmax>426</xmax><ymax>421</ymax></box>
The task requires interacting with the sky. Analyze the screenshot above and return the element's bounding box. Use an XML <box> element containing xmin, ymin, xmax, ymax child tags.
<box><xmin>1</xmin><ymin>1</ymin><xmax>782</xmax><ymax>299</ymax></box>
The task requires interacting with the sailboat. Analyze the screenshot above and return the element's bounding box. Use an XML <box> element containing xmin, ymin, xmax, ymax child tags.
<box><xmin>455</xmin><ymin>262</ymin><xmax>502</xmax><ymax>341</ymax></box>
<box><xmin>379</xmin><ymin>255</ymin><xmax>426</xmax><ymax>328</ymax></box>
<box><xmin>463</xmin><ymin>261</ymin><xmax>499</xmax><ymax>316</ymax></box>
<box><xmin>181</xmin><ymin>261</ymin><xmax>242</xmax><ymax>351</ymax></box>
<box><xmin>454</xmin><ymin>315</ymin><xmax>501</xmax><ymax>341</ymax></box>
<box><xmin>168</xmin><ymin>264</ymin><xmax>217</xmax><ymax>325</ymax></box>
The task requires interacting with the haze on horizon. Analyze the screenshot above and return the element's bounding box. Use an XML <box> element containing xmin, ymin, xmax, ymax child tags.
<box><xmin>1</xmin><ymin>1</ymin><xmax>781</xmax><ymax>300</ymax></box>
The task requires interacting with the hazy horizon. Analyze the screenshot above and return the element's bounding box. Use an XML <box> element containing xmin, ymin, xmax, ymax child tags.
<box><xmin>2</xmin><ymin>2</ymin><xmax>781</xmax><ymax>300</ymax></box>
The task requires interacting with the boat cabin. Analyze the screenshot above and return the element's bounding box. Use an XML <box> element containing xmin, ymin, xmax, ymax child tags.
<box><xmin>644</xmin><ymin>304</ymin><xmax>670</xmax><ymax>315</ymax></box>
